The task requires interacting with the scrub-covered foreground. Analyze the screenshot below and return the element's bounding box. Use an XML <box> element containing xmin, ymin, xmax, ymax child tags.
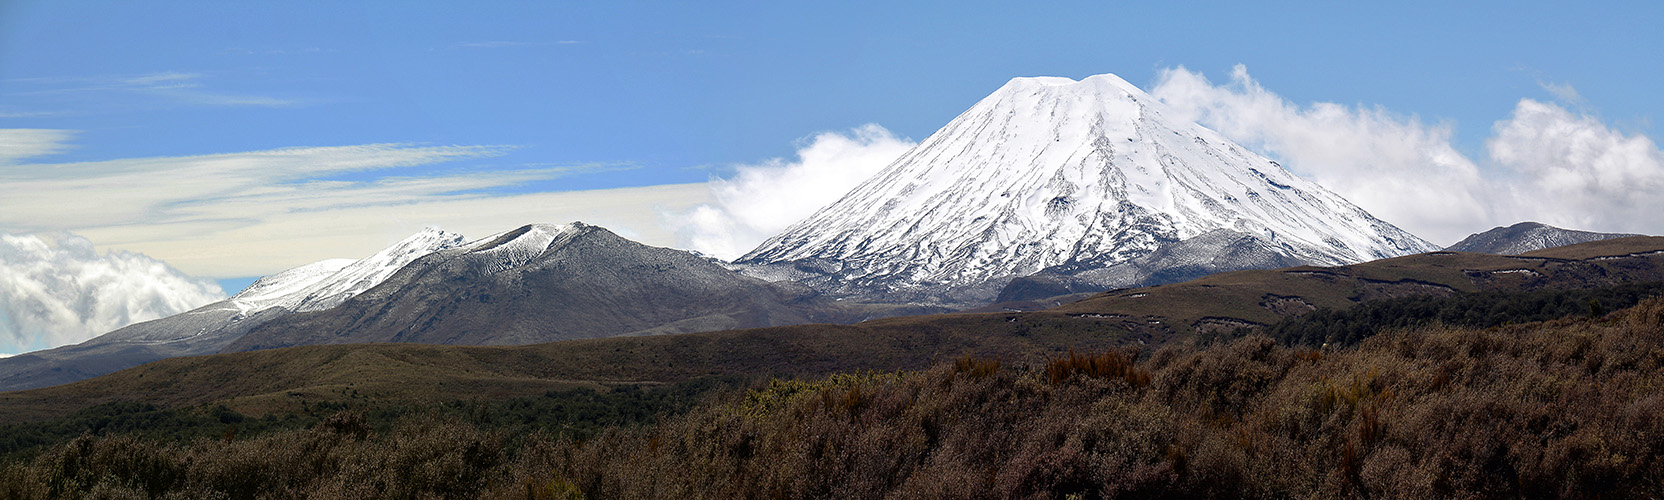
<box><xmin>6</xmin><ymin>297</ymin><xmax>1664</xmax><ymax>499</ymax></box>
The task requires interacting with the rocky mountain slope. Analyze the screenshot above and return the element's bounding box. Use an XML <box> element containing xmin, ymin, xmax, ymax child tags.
<box><xmin>1446</xmin><ymin>221</ymin><xmax>1639</xmax><ymax>255</ymax></box>
<box><xmin>224</xmin><ymin>223</ymin><xmax>921</xmax><ymax>352</ymax></box>
<box><xmin>739</xmin><ymin>74</ymin><xmax>1436</xmax><ymax>307</ymax></box>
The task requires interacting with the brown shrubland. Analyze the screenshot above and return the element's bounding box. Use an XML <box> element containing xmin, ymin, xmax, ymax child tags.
<box><xmin>6</xmin><ymin>298</ymin><xmax>1664</xmax><ymax>499</ymax></box>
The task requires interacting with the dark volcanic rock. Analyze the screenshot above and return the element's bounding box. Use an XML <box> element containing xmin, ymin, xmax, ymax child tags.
<box><xmin>1447</xmin><ymin>222</ymin><xmax>1640</xmax><ymax>255</ymax></box>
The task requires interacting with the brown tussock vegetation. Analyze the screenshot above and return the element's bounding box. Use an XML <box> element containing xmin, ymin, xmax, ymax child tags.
<box><xmin>528</xmin><ymin>297</ymin><xmax>1664</xmax><ymax>499</ymax></box>
<box><xmin>953</xmin><ymin>355</ymin><xmax>1003</xmax><ymax>379</ymax></box>
<box><xmin>6</xmin><ymin>298</ymin><xmax>1664</xmax><ymax>499</ymax></box>
<box><xmin>1044</xmin><ymin>348</ymin><xmax>1151</xmax><ymax>388</ymax></box>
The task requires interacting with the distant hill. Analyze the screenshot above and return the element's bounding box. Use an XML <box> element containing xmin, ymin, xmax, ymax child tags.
<box><xmin>1446</xmin><ymin>221</ymin><xmax>1639</xmax><ymax>255</ymax></box>
<box><xmin>4</xmin><ymin>236</ymin><xmax>1662</xmax><ymax>422</ymax></box>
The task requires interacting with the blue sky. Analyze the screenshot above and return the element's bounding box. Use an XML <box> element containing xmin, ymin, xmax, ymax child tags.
<box><xmin>2</xmin><ymin>0</ymin><xmax>1662</xmax><ymax>282</ymax></box>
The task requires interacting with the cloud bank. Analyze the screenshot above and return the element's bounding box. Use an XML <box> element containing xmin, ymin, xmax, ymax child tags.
<box><xmin>0</xmin><ymin>232</ymin><xmax>225</xmax><ymax>355</ymax></box>
<box><xmin>1150</xmin><ymin>65</ymin><xmax>1664</xmax><ymax>245</ymax></box>
<box><xmin>0</xmin><ymin>134</ymin><xmax>712</xmax><ymax>277</ymax></box>
<box><xmin>670</xmin><ymin>124</ymin><xmax>916</xmax><ymax>259</ymax></box>
<box><xmin>1487</xmin><ymin>99</ymin><xmax>1664</xmax><ymax>233</ymax></box>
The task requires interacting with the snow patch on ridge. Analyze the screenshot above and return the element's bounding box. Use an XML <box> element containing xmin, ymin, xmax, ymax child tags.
<box><xmin>456</xmin><ymin>223</ymin><xmax>582</xmax><ymax>275</ymax></box>
<box><xmin>230</xmin><ymin>227</ymin><xmax>467</xmax><ymax>314</ymax></box>
<box><xmin>231</xmin><ymin>260</ymin><xmax>354</xmax><ymax>305</ymax></box>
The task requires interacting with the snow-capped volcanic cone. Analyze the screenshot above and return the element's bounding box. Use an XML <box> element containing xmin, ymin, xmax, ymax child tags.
<box><xmin>739</xmin><ymin>74</ymin><xmax>1438</xmax><ymax>306</ymax></box>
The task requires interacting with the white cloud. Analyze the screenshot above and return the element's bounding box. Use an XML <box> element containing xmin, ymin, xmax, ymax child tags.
<box><xmin>1148</xmin><ymin>65</ymin><xmax>1664</xmax><ymax>245</ymax></box>
<box><xmin>0</xmin><ymin>135</ymin><xmax>713</xmax><ymax>277</ymax></box>
<box><xmin>0</xmin><ymin>129</ymin><xmax>75</xmax><ymax>165</ymax></box>
<box><xmin>0</xmin><ymin>232</ymin><xmax>225</xmax><ymax>354</ymax></box>
<box><xmin>668</xmin><ymin>124</ymin><xmax>915</xmax><ymax>259</ymax></box>
<box><xmin>1488</xmin><ymin>99</ymin><xmax>1664</xmax><ymax>233</ymax></box>
<box><xmin>1151</xmin><ymin>65</ymin><xmax>1492</xmax><ymax>244</ymax></box>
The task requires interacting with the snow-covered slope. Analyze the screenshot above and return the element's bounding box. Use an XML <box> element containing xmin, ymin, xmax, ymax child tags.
<box><xmin>228</xmin><ymin>259</ymin><xmax>354</xmax><ymax>309</ymax></box>
<box><xmin>0</xmin><ymin>227</ymin><xmax>466</xmax><ymax>391</ymax></box>
<box><xmin>447</xmin><ymin>223</ymin><xmax>581</xmax><ymax>276</ymax></box>
<box><xmin>740</xmin><ymin>74</ymin><xmax>1438</xmax><ymax>305</ymax></box>
<box><xmin>231</xmin><ymin>227</ymin><xmax>467</xmax><ymax>313</ymax></box>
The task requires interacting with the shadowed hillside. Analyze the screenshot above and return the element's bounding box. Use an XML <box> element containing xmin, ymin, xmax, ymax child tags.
<box><xmin>0</xmin><ymin>313</ymin><xmax>1135</xmax><ymax>422</ymax></box>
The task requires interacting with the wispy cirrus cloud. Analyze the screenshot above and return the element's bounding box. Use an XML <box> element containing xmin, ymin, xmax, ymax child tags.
<box><xmin>0</xmin><ymin>109</ymin><xmax>59</xmax><ymax>119</ymax></box>
<box><xmin>0</xmin><ymin>133</ymin><xmax>710</xmax><ymax>276</ymax></box>
<box><xmin>5</xmin><ymin>71</ymin><xmax>305</xmax><ymax>109</ymax></box>
<box><xmin>456</xmin><ymin>40</ymin><xmax>584</xmax><ymax>49</ymax></box>
<box><xmin>1539</xmin><ymin>81</ymin><xmax>1584</xmax><ymax>107</ymax></box>
<box><xmin>0</xmin><ymin>129</ymin><xmax>75</xmax><ymax>165</ymax></box>
<box><xmin>221</xmin><ymin>46</ymin><xmax>336</xmax><ymax>56</ymax></box>
<box><xmin>0</xmin><ymin>140</ymin><xmax>509</xmax><ymax>233</ymax></box>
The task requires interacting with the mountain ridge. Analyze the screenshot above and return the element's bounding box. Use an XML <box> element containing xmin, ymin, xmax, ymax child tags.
<box><xmin>223</xmin><ymin>222</ymin><xmax>934</xmax><ymax>352</ymax></box>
